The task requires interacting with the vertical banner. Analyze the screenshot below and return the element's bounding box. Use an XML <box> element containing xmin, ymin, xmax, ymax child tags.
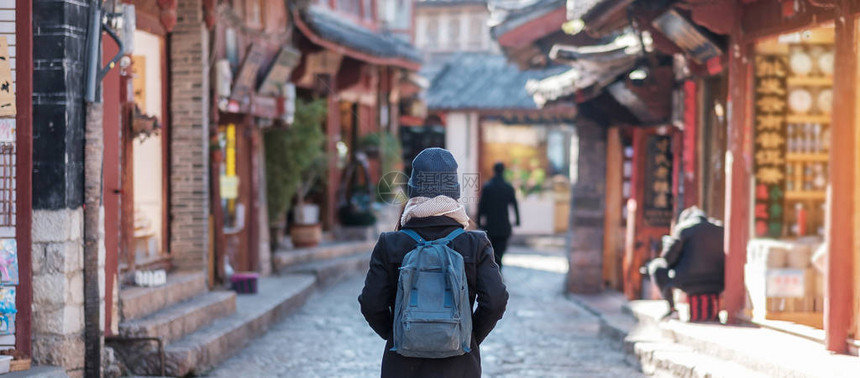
<box><xmin>753</xmin><ymin>55</ymin><xmax>788</xmax><ymax>237</ymax></box>
<box><xmin>644</xmin><ymin>135</ymin><xmax>674</xmax><ymax>227</ymax></box>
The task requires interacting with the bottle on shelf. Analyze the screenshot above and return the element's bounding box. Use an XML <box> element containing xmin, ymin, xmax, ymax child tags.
<box><xmin>813</xmin><ymin>163</ymin><xmax>826</xmax><ymax>189</ymax></box>
<box><xmin>787</xmin><ymin>124</ymin><xmax>796</xmax><ymax>153</ymax></box>
<box><xmin>803</xmin><ymin>163</ymin><xmax>814</xmax><ymax>191</ymax></box>
<box><xmin>805</xmin><ymin>123</ymin><xmax>815</xmax><ymax>153</ymax></box>
<box><xmin>796</xmin><ymin>202</ymin><xmax>807</xmax><ymax>236</ymax></box>
<box><xmin>812</xmin><ymin>123</ymin><xmax>821</xmax><ymax>154</ymax></box>
<box><xmin>786</xmin><ymin>164</ymin><xmax>795</xmax><ymax>191</ymax></box>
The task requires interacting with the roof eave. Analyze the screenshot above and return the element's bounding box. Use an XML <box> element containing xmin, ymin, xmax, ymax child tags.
<box><xmin>294</xmin><ymin>9</ymin><xmax>421</xmax><ymax>71</ymax></box>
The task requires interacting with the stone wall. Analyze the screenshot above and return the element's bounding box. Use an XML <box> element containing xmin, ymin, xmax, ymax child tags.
<box><xmin>31</xmin><ymin>210</ymin><xmax>85</xmax><ymax>375</ymax></box>
<box><xmin>169</xmin><ymin>0</ymin><xmax>211</xmax><ymax>271</ymax></box>
<box><xmin>32</xmin><ymin>0</ymin><xmax>91</xmax><ymax>374</ymax></box>
<box><xmin>567</xmin><ymin>120</ymin><xmax>607</xmax><ymax>294</ymax></box>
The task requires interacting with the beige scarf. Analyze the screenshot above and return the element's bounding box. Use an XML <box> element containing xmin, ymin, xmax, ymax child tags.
<box><xmin>400</xmin><ymin>196</ymin><xmax>471</xmax><ymax>228</ymax></box>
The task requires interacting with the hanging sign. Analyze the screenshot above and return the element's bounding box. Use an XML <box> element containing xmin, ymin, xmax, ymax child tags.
<box><xmin>753</xmin><ymin>55</ymin><xmax>788</xmax><ymax>238</ymax></box>
<box><xmin>258</xmin><ymin>47</ymin><xmax>301</xmax><ymax>97</ymax></box>
<box><xmin>766</xmin><ymin>269</ymin><xmax>804</xmax><ymax>298</ymax></box>
<box><xmin>230</xmin><ymin>44</ymin><xmax>267</xmax><ymax>104</ymax></box>
<box><xmin>643</xmin><ymin>135</ymin><xmax>674</xmax><ymax>227</ymax></box>
<box><xmin>0</xmin><ymin>37</ymin><xmax>15</xmax><ymax>117</ymax></box>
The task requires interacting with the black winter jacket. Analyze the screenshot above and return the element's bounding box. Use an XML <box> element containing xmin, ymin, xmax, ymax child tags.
<box><xmin>477</xmin><ymin>176</ymin><xmax>519</xmax><ymax>238</ymax></box>
<box><xmin>662</xmin><ymin>215</ymin><xmax>725</xmax><ymax>295</ymax></box>
<box><xmin>358</xmin><ymin>216</ymin><xmax>509</xmax><ymax>378</ymax></box>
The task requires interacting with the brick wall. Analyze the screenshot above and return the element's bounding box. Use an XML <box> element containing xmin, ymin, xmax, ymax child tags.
<box><xmin>567</xmin><ymin>120</ymin><xmax>607</xmax><ymax>294</ymax></box>
<box><xmin>169</xmin><ymin>0</ymin><xmax>210</xmax><ymax>271</ymax></box>
<box><xmin>32</xmin><ymin>0</ymin><xmax>90</xmax><ymax>374</ymax></box>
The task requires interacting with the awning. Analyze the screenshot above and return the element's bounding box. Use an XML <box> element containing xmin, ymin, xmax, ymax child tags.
<box><xmin>294</xmin><ymin>6</ymin><xmax>421</xmax><ymax>71</ymax></box>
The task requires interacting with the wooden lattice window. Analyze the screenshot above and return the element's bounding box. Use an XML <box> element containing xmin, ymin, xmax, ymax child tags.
<box><xmin>0</xmin><ymin>143</ymin><xmax>15</xmax><ymax>229</ymax></box>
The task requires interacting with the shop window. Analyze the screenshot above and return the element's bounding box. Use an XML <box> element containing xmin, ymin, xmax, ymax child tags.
<box><xmin>469</xmin><ymin>16</ymin><xmax>483</xmax><ymax>49</ymax></box>
<box><xmin>363</xmin><ymin>0</ymin><xmax>373</xmax><ymax>21</ymax></box>
<box><xmin>753</xmin><ymin>26</ymin><xmax>834</xmax><ymax>239</ymax></box>
<box><xmin>425</xmin><ymin>18</ymin><xmax>439</xmax><ymax>48</ymax></box>
<box><xmin>449</xmin><ymin>18</ymin><xmax>460</xmax><ymax>48</ymax></box>
<box><xmin>337</xmin><ymin>0</ymin><xmax>361</xmax><ymax>16</ymax></box>
<box><xmin>748</xmin><ymin>25</ymin><xmax>835</xmax><ymax>329</ymax></box>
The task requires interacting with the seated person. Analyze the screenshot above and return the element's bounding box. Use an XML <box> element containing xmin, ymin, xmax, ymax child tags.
<box><xmin>647</xmin><ymin>206</ymin><xmax>725</xmax><ymax>321</ymax></box>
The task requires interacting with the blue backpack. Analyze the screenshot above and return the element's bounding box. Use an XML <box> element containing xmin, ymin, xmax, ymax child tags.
<box><xmin>391</xmin><ymin>228</ymin><xmax>473</xmax><ymax>358</ymax></box>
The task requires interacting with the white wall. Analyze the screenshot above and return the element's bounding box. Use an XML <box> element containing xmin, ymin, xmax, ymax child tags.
<box><xmin>415</xmin><ymin>5</ymin><xmax>497</xmax><ymax>57</ymax></box>
<box><xmin>444</xmin><ymin>112</ymin><xmax>480</xmax><ymax>213</ymax></box>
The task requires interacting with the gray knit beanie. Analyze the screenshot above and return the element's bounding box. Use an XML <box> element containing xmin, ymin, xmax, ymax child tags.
<box><xmin>408</xmin><ymin>148</ymin><xmax>461</xmax><ymax>199</ymax></box>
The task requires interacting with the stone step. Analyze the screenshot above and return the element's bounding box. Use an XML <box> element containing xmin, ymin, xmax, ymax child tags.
<box><xmin>627</xmin><ymin>300</ymin><xmax>860</xmax><ymax>378</ymax></box>
<box><xmin>633</xmin><ymin>341</ymin><xmax>769</xmax><ymax>378</ymax></box>
<box><xmin>273</xmin><ymin>240</ymin><xmax>374</xmax><ymax>273</ymax></box>
<box><xmin>119</xmin><ymin>274</ymin><xmax>317</xmax><ymax>376</ymax></box>
<box><xmin>120</xmin><ymin>271</ymin><xmax>208</xmax><ymax>321</ymax></box>
<box><xmin>5</xmin><ymin>366</ymin><xmax>68</xmax><ymax>378</ymax></box>
<box><xmin>282</xmin><ymin>252</ymin><xmax>371</xmax><ymax>288</ymax></box>
<box><xmin>119</xmin><ymin>291</ymin><xmax>237</xmax><ymax>344</ymax></box>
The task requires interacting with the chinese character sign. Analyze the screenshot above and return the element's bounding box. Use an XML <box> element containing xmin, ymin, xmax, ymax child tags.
<box><xmin>644</xmin><ymin>135</ymin><xmax>674</xmax><ymax>227</ymax></box>
<box><xmin>0</xmin><ymin>36</ymin><xmax>15</xmax><ymax>117</ymax></box>
<box><xmin>754</xmin><ymin>56</ymin><xmax>788</xmax><ymax>237</ymax></box>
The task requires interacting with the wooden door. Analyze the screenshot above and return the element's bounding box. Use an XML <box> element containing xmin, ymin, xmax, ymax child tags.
<box><xmin>623</xmin><ymin>127</ymin><xmax>676</xmax><ymax>299</ymax></box>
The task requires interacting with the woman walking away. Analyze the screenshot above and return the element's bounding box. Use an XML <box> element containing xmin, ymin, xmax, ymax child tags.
<box><xmin>359</xmin><ymin>148</ymin><xmax>509</xmax><ymax>378</ymax></box>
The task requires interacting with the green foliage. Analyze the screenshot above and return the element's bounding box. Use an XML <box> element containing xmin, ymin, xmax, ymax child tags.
<box><xmin>359</xmin><ymin>131</ymin><xmax>403</xmax><ymax>176</ymax></box>
<box><xmin>264</xmin><ymin>98</ymin><xmax>328</xmax><ymax>224</ymax></box>
<box><xmin>361</xmin><ymin>131</ymin><xmax>404</xmax><ymax>204</ymax></box>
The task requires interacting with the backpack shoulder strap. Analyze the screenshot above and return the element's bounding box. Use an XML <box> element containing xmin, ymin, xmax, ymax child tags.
<box><xmin>434</xmin><ymin>228</ymin><xmax>465</xmax><ymax>245</ymax></box>
<box><xmin>400</xmin><ymin>229</ymin><xmax>426</xmax><ymax>244</ymax></box>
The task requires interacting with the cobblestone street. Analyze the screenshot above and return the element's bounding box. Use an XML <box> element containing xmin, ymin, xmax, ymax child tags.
<box><xmin>209</xmin><ymin>247</ymin><xmax>642</xmax><ymax>377</ymax></box>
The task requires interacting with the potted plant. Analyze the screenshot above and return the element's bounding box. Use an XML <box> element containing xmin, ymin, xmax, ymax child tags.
<box><xmin>264</xmin><ymin>98</ymin><xmax>327</xmax><ymax>248</ymax></box>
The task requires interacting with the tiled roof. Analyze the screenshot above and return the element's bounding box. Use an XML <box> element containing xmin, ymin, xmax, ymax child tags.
<box><xmin>300</xmin><ymin>6</ymin><xmax>421</xmax><ymax>63</ymax></box>
<box><xmin>489</xmin><ymin>0</ymin><xmax>566</xmax><ymax>38</ymax></box>
<box><xmin>426</xmin><ymin>52</ymin><xmax>567</xmax><ymax>110</ymax></box>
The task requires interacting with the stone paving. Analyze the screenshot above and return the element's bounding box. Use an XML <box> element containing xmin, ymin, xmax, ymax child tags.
<box><xmin>208</xmin><ymin>247</ymin><xmax>642</xmax><ymax>377</ymax></box>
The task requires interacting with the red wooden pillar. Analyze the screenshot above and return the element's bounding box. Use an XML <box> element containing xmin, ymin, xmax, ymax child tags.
<box><xmin>623</xmin><ymin>128</ymin><xmax>647</xmax><ymax>299</ymax></box>
<box><xmin>723</xmin><ymin>15</ymin><xmax>753</xmax><ymax>324</ymax></box>
<box><xmin>102</xmin><ymin>36</ymin><xmax>122</xmax><ymax>337</ymax></box>
<box><xmin>325</xmin><ymin>76</ymin><xmax>340</xmax><ymax>229</ymax></box>
<box><xmin>15</xmin><ymin>0</ymin><xmax>33</xmax><ymax>356</ymax></box>
<box><xmin>825</xmin><ymin>5</ymin><xmax>856</xmax><ymax>354</ymax></box>
<box><xmin>682</xmin><ymin>80</ymin><xmax>699</xmax><ymax>209</ymax></box>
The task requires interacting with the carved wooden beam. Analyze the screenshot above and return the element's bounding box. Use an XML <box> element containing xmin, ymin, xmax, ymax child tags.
<box><xmin>157</xmin><ymin>0</ymin><xmax>177</xmax><ymax>32</ymax></box>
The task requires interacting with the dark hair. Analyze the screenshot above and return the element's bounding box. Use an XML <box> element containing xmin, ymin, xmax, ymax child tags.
<box><xmin>493</xmin><ymin>162</ymin><xmax>505</xmax><ymax>175</ymax></box>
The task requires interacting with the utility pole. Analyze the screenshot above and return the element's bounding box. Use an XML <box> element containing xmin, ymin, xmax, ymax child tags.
<box><xmin>83</xmin><ymin>1</ymin><xmax>124</xmax><ymax>374</ymax></box>
<box><xmin>83</xmin><ymin>3</ymin><xmax>104</xmax><ymax>375</ymax></box>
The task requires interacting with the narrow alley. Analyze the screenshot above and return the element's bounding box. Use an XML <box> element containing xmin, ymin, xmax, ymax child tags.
<box><xmin>208</xmin><ymin>246</ymin><xmax>640</xmax><ymax>377</ymax></box>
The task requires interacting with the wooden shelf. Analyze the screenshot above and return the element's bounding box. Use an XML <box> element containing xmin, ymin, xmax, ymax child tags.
<box><xmin>786</xmin><ymin>114</ymin><xmax>831</xmax><ymax>124</ymax></box>
<box><xmin>785</xmin><ymin>191</ymin><xmax>826</xmax><ymax>201</ymax></box>
<box><xmin>786</xmin><ymin>153</ymin><xmax>829</xmax><ymax>162</ymax></box>
<box><xmin>787</xmin><ymin>76</ymin><xmax>833</xmax><ymax>87</ymax></box>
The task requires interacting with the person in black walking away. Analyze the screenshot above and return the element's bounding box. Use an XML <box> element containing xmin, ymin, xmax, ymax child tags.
<box><xmin>647</xmin><ymin>206</ymin><xmax>725</xmax><ymax>321</ymax></box>
<box><xmin>477</xmin><ymin>162</ymin><xmax>520</xmax><ymax>269</ymax></box>
<box><xmin>359</xmin><ymin>148</ymin><xmax>508</xmax><ymax>378</ymax></box>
